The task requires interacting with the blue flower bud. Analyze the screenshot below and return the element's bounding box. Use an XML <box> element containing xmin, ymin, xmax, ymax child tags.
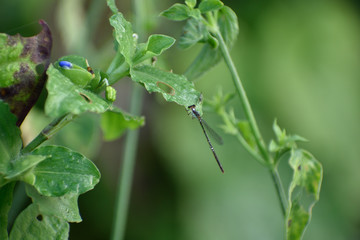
<box><xmin>59</xmin><ymin>61</ymin><xmax>73</xmax><ymax>69</ymax></box>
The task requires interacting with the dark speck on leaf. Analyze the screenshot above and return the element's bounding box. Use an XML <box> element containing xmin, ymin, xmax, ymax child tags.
<box><xmin>156</xmin><ymin>81</ymin><xmax>175</xmax><ymax>95</ymax></box>
<box><xmin>79</xmin><ymin>93</ymin><xmax>92</xmax><ymax>103</ymax></box>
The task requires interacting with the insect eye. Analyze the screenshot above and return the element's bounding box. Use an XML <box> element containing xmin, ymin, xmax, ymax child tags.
<box><xmin>59</xmin><ymin>61</ymin><xmax>73</xmax><ymax>69</ymax></box>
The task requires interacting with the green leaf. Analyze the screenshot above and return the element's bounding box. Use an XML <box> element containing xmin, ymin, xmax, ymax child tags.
<box><xmin>270</xmin><ymin>120</ymin><xmax>308</xmax><ymax>156</ymax></box>
<box><xmin>286</xmin><ymin>149</ymin><xmax>323</xmax><ymax>240</ymax></box>
<box><xmin>207</xmin><ymin>34</ymin><xmax>219</xmax><ymax>48</ymax></box>
<box><xmin>0</xmin><ymin>103</ymin><xmax>44</xmax><ymax>187</ymax></box>
<box><xmin>217</xmin><ymin>6</ymin><xmax>239</xmax><ymax>46</ymax></box>
<box><xmin>0</xmin><ymin>182</ymin><xmax>15</xmax><ymax>240</ymax></box>
<box><xmin>268</xmin><ymin>139</ymin><xmax>280</xmax><ymax>153</ymax></box>
<box><xmin>146</xmin><ymin>35</ymin><xmax>176</xmax><ymax>56</ymax></box>
<box><xmin>273</xmin><ymin>119</ymin><xmax>286</xmax><ymax>143</ymax></box>
<box><xmin>0</xmin><ymin>20</ymin><xmax>52</xmax><ymax>126</ymax></box>
<box><xmin>184</xmin><ymin>44</ymin><xmax>221</xmax><ymax>80</ymax></box>
<box><xmin>130</xmin><ymin>65</ymin><xmax>201</xmax><ymax>107</ymax></box>
<box><xmin>218</xmin><ymin>109</ymin><xmax>238</xmax><ymax>135</ymax></box>
<box><xmin>184</xmin><ymin>6</ymin><xmax>238</xmax><ymax>80</ymax></box>
<box><xmin>26</xmin><ymin>185</ymin><xmax>81</xmax><ymax>223</ymax></box>
<box><xmin>22</xmin><ymin>146</ymin><xmax>100</xmax><ymax>197</ymax></box>
<box><xmin>0</xmin><ymin>101</ymin><xmax>22</xmax><ymax>174</ymax></box>
<box><xmin>133</xmin><ymin>34</ymin><xmax>175</xmax><ymax>65</ymax></box>
<box><xmin>178</xmin><ymin>18</ymin><xmax>207</xmax><ymax>49</ymax></box>
<box><xmin>109</xmin><ymin>12</ymin><xmax>136</xmax><ymax>65</ymax></box>
<box><xmin>5</xmin><ymin>154</ymin><xmax>47</xmax><ymax>180</ymax></box>
<box><xmin>190</xmin><ymin>8</ymin><xmax>203</xmax><ymax>20</ymax></box>
<box><xmin>55</xmin><ymin>55</ymin><xmax>95</xmax><ymax>88</ymax></box>
<box><xmin>9</xmin><ymin>204</ymin><xmax>69</xmax><ymax>240</ymax></box>
<box><xmin>286</xmin><ymin>201</ymin><xmax>310</xmax><ymax>240</ymax></box>
<box><xmin>198</xmin><ymin>0</ymin><xmax>224</xmax><ymax>13</ymax></box>
<box><xmin>101</xmin><ymin>108</ymin><xmax>145</xmax><ymax>141</ymax></box>
<box><xmin>185</xmin><ymin>0</ymin><xmax>196</xmax><ymax>9</ymax></box>
<box><xmin>106</xmin><ymin>0</ymin><xmax>118</xmax><ymax>14</ymax></box>
<box><xmin>45</xmin><ymin>65</ymin><xmax>111</xmax><ymax>118</ymax></box>
<box><xmin>107</xmin><ymin>51</ymin><xmax>129</xmax><ymax>84</ymax></box>
<box><xmin>160</xmin><ymin>3</ymin><xmax>191</xmax><ymax>21</ymax></box>
<box><xmin>237</xmin><ymin>121</ymin><xmax>256</xmax><ymax>149</ymax></box>
<box><xmin>289</xmin><ymin>150</ymin><xmax>322</xmax><ymax>200</ymax></box>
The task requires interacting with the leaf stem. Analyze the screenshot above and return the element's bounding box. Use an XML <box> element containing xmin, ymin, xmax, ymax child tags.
<box><xmin>214</xmin><ymin>30</ymin><xmax>288</xmax><ymax>214</ymax></box>
<box><xmin>21</xmin><ymin>114</ymin><xmax>75</xmax><ymax>154</ymax></box>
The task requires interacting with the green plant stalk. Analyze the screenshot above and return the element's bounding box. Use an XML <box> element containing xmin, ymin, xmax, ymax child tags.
<box><xmin>217</xmin><ymin>107</ymin><xmax>266</xmax><ymax>165</ymax></box>
<box><xmin>270</xmin><ymin>166</ymin><xmax>286</xmax><ymax>216</ymax></box>
<box><xmin>106</xmin><ymin>51</ymin><xmax>130</xmax><ymax>85</ymax></box>
<box><xmin>110</xmin><ymin>84</ymin><xmax>143</xmax><ymax>240</ymax></box>
<box><xmin>110</xmin><ymin>1</ymin><xmax>146</xmax><ymax>240</ymax></box>
<box><xmin>215</xmin><ymin>31</ymin><xmax>268</xmax><ymax>162</ymax></box>
<box><xmin>214</xmin><ymin>30</ymin><xmax>287</xmax><ymax>215</ymax></box>
<box><xmin>21</xmin><ymin>114</ymin><xmax>76</xmax><ymax>154</ymax></box>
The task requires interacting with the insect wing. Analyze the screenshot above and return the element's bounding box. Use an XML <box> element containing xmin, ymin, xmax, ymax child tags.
<box><xmin>201</xmin><ymin>119</ymin><xmax>223</xmax><ymax>145</ymax></box>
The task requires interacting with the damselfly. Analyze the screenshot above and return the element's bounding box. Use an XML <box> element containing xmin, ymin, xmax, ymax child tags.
<box><xmin>188</xmin><ymin>105</ymin><xmax>224</xmax><ymax>173</ymax></box>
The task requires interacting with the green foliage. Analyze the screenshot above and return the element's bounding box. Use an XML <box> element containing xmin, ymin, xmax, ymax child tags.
<box><xmin>0</xmin><ymin>182</ymin><xmax>15</xmax><ymax>240</ymax></box>
<box><xmin>161</xmin><ymin>1</ymin><xmax>323</xmax><ymax>238</ymax></box>
<box><xmin>0</xmin><ymin>102</ymin><xmax>22</xmax><ymax>172</ymax></box>
<box><xmin>0</xmin><ymin>101</ymin><xmax>100</xmax><ymax>239</ymax></box>
<box><xmin>23</xmin><ymin>146</ymin><xmax>100</xmax><ymax>197</ymax></box>
<box><xmin>9</xmin><ymin>204</ymin><xmax>69</xmax><ymax>240</ymax></box>
<box><xmin>45</xmin><ymin>64</ymin><xmax>111</xmax><ymax>118</ymax></box>
<box><xmin>198</xmin><ymin>0</ymin><xmax>224</xmax><ymax>13</ymax></box>
<box><xmin>286</xmin><ymin>149</ymin><xmax>322</xmax><ymax>240</ymax></box>
<box><xmin>269</xmin><ymin>120</ymin><xmax>308</xmax><ymax>163</ymax></box>
<box><xmin>1</xmin><ymin>0</ymin><xmax>201</xmax><ymax>237</ymax></box>
<box><xmin>26</xmin><ymin>186</ymin><xmax>82</xmax><ymax>223</ymax></box>
<box><xmin>0</xmin><ymin>34</ymin><xmax>24</xmax><ymax>87</ymax></box>
<box><xmin>0</xmin><ymin>20</ymin><xmax>52</xmax><ymax>126</ymax></box>
<box><xmin>109</xmin><ymin>13</ymin><xmax>137</xmax><ymax>66</ymax></box>
<box><xmin>180</xmin><ymin>6</ymin><xmax>239</xmax><ymax>80</ymax></box>
<box><xmin>207</xmin><ymin>90</ymin><xmax>323</xmax><ymax>239</ymax></box>
<box><xmin>160</xmin><ymin>3</ymin><xmax>192</xmax><ymax>21</ymax></box>
<box><xmin>9</xmin><ymin>185</ymin><xmax>83</xmax><ymax>239</ymax></box>
<box><xmin>101</xmin><ymin>109</ymin><xmax>145</xmax><ymax>141</ymax></box>
<box><xmin>178</xmin><ymin>18</ymin><xmax>207</xmax><ymax>49</ymax></box>
<box><xmin>108</xmin><ymin>5</ymin><xmax>201</xmax><ymax>108</ymax></box>
<box><xmin>106</xmin><ymin>0</ymin><xmax>118</xmax><ymax>14</ymax></box>
<box><xmin>55</xmin><ymin>57</ymin><xmax>94</xmax><ymax>88</ymax></box>
<box><xmin>0</xmin><ymin>0</ymin><xmax>325</xmax><ymax>239</ymax></box>
<box><xmin>130</xmin><ymin>65</ymin><xmax>201</xmax><ymax>107</ymax></box>
<box><xmin>132</xmin><ymin>34</ymin><xmax>175</xmax><ymax>65</ymax></box>
<box><xmin>185</xmin><ymin>0</ymin><xmax>196</xmax><ymax>9</ymax></box>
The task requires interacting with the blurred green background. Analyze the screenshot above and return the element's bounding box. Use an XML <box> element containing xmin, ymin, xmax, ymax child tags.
<box><xmin>1</xmin><ymin>0</ymin><xmax>360</xmax><ymax>239</ymax></box>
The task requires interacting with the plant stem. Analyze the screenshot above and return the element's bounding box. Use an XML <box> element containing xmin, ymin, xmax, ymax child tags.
<box><xmin>110</xmin><ymin>84</ymin><xmax>143</xmax><ymax>240</ymax></box>
<box><xmin>106</xmin><ymin>52</ymin><xmax>130</xmax><ymax>85</ymax></box>
<box><xmin>215</xmin><ymin>32</ymin><xmax>269</xmax><ymax>163</ymax></box>
<box><xmin>21</xmin><ymin>114</ymin><xmax>75</xmax><ymax>154</ymax></box>
<box><xmin>110</xmin><ymin>1</ymin><xmax>146</xmax><ymax>239</ymax></box>
<box><xmin>215</xmin><ymin>30</ymin><xmax>288</xmax><ymax>214</ymax></box>
<box><xmin>270</xmin><ymin>167</ymin><xmax>287</xmax><ymax>215</ymax></box>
